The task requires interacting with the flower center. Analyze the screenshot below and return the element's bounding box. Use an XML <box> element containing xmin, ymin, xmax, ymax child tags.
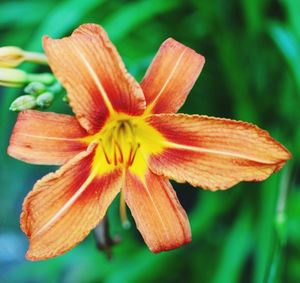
<box><xmin>99</xmin><ymin>119</ymin><xmax>140</xmax><ymax>167</ymax></box>
<box><xmin>82</xmin><ymin>113</ymin><xmax>166</xmax><ymax>178</ymax></box>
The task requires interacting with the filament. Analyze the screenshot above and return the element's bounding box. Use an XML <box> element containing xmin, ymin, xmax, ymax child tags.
<box><xmin>120</xmin><ymin>168</ymin><xmax>130</xmax><ymax>229</ymax></box>
<box><xmin>99</xmin><ymin>139</ymin><xmax>111</xmax><ymax>164</ymax></box>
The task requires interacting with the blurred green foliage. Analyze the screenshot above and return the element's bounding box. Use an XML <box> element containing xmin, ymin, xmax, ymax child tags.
<box><xmin>0</xmin><ymin>0</ymin><xmax>299</xmax><ymax>282</ymax></box>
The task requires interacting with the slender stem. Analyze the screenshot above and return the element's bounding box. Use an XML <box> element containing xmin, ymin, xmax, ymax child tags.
<box><xmin>94</xmin><ymin>215</ymin><xmax>121</xmax><ymax>260</ymax></box>
<box><xmin>276</xmin><ymin>167</ymin><xmax>289</xmax><ymax>225</ymax></box>
<box><xmin>265</xmin><ymin>165</ymin><xmax>291</xmax><ymax>283</ymax></box>
<box><xmin>48</xmin><ymin>81</ymin><xmax>62</xmax><ymax>95</ymax></box>
<box><xmin>27</xmin><ymin>73</ymin><xmax>55</xmax><ymax>85</ymax></box>
<box><xmin>24</xmin><ymin>51</ymin><xmax>48</xmax><ymax>65</ymax></box>
<box><xmin>120</xmin><ymin>168</ymin><xmax>131</xmax><ymax>229</ymax></box>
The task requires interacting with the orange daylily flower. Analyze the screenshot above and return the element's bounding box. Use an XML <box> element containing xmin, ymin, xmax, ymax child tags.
<box><xmin>8</xmin><ymin>24</ymin><xmax>290</xmax><ymax>261</ymax></box>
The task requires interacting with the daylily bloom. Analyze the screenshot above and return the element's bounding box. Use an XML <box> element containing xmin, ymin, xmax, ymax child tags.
<box><xmin>8</xmin><ymin>24</ymin><xmax>290</xmax><ymax>261</ymax></box>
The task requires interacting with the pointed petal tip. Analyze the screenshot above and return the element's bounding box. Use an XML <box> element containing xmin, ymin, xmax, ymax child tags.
<box><xmin>42</xmin><ymin>35</ymin><xmax>52</xmax><ymax>48</ymax></box>
<box><xmin>142</xmin><ymin>37</ymin><xmax>205</xmax><ymax>113</ymax></box>
<box><xmin>25</xmin><ymin>251</ymin><xmax>37</xmax><ymax>261</ymax></box>
<box><xmin>150</xmin><ymin>235</ymin><xmax>192</xmax><ymax>254</ymax></box>
<box><xmin>125</xmin><ymin>171</ymin><xmax>191</xmax><ymax>254</ymax></box>
<box><xmin>162</xmin><ymin>37</ymin><xmax>206</xmax><ymax>62</ymax></box>
<box><xmin>72</xmin><ymin>23</ymin><xmax>105</xmax><ymax>35</ymax></box>
<box><xmin>147</xmin><ymin>114</ymin><xmax>292</xmax><ymax>191</ymax></box>
<box><xmin>25</xmin><ymin>250</ymin><xmax>45</xmax><ymax>261</ymax></box>
<box><xmin>25</xmin><ymin>244</ymin><xmax>65</xmax><ymax>261</ymax></box>
<box><xmin>42</xmin><ymin>35</ymin><xmax>50</xmax><ymax>41</ymax></box>
<box><xmin>272</xmin><ymin>146</ymin><xmax>291</xmax><ymax>173</ymax></box>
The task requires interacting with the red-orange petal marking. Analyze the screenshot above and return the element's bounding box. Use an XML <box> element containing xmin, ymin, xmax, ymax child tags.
<box><xmin>8</xmin><ymin>110</ymin><xmax>88</xmax><ymax>165</ymax></box>
<box><xmin>124</xmin><ymin>170</ymin><xmax>191</xmax><ymax>253</ymax></box>
<box><xmin>21</xmin><ymin>145</ymin><xmax>121</xmax><ymax>260</ymax></box>
<box><xmin>141</xmin><ymin>38</ymin><xmax>205</xmax><ymax>114</ymax></box>
<box><xmin>43</xmin><ymin>24</ymin><xmax>145</xmax><ymax>133</ymax></box>
<box><xmin>147</xmin><ymin>114</ymin><xmax>291</xmax><ymax>191</ymax></box>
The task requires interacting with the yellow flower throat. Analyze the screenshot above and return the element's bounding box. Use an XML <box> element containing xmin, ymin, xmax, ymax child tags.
<box><xmin>82</xmin><ymin>113</ymin><xmax>165</xmax><ymax>178</ymax></box>
<box><xmin>99</xmin><ymin>119</ymin><xmax>140</xmax><ymax>167</ymax></box>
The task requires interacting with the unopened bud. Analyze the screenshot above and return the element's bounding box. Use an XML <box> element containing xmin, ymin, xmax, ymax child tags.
<box><xmin>0</xmin><ymin>46</ymin><xmax>24</xmax><ymax>68</ymax></box>
<box><xmin>10</xmin><ymin>95</ymin><xmax>36</xmax><ymax>111</ymax></box>
<box><xmin>24</xmin><ymin>82</ymin><xmax>46</xmax><ymax>95</ymax></box>
<box><xmin>36</xmin><ymin>92</ymin><xmax>54</xmax><ymax>108</ymax></box>
<box><xmin>0</xmin><ymin>68</ymin><xmax>55</xmax><ymax>88</ymax></box>
<box><xmin>0</xmin><ymin>67</ymin><xmax>28</xmax><ymax>87</ymax></box>
<box><xmin>0</xmin><ymin>46</ymin><xmax>48</xmax><ymax>68</ymax></box>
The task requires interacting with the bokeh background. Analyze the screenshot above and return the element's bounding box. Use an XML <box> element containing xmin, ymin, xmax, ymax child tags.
<box><xmin>0</xmin><ymin>0</ymin><xmax>299</xmax><ymax>282</ymax></box>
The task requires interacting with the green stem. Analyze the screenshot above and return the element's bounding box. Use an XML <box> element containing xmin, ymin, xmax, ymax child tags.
<box><xmin>23</xmin><ymin>51</ymin><xmax>48</xmax><ymax>65</ymax></box>
<box><xmin>264</xmin><ymin>165</ymin><xmax>291</xmax><ymax>283</ymax></box>
<box><xmin>47</xmin><ymin>81</ymin><xmax>62</xmax><ymax>94</ymax></box>
<box><xmin>27</xmin><ymin>73</ymin><xmax>55</xmax><ymax>85</ymax></box>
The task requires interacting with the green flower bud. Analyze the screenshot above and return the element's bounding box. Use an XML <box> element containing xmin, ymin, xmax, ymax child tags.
<box><xmin>0</xmin><ymin>46</ymin><xmax>48</xmax><ymax>68</ymax></box>
<box><xmin>0</xmin><ymin>68</ymin><xmax>55</xmax><ymax>88</ymax></box>
<box><xmin>0</xmin><ymin>67</ymin><xmax>28</xmax><ymax>87</ymax></box>
<box><xmin>36</xmin><ymin>92</ymin><xmax>54</xmax><ymax>108</ymax></box>
<box><xmin>0</xmin><ymin>46</ymin><xmax>24</xmax><ymax>68</ymax></box>
<box><xmin>10</xmin><ymin>95</ymin><xmax>36</xmax><ymax>111</ymax></box>
<box><xmin>24</xmin><ymin>82</ymin><xmax>46</xmax><ymax>95</ymax></box>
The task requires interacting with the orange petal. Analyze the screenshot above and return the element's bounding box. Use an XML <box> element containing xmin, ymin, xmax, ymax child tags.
<box><xmin>141</xmin><ymin>38</ymin><xmax>205</xmax><ymax>114</ymax></box>
<box><xmin>7</xmin><ymin>110</ymin><xmax>87</xmax><ymax>165</ymax></box>
<box><xmin>147</xmin><ymin>114</ymin><xmax>291</xmax><ymax>191</ymax></box>
<box><xmin>43</xmin><ymin>24</ymin><xmax>145</xmax><ymax>133</ymax></box>
<box><xmin>21</xmin><ymin>145</ymin><xmax>121</xmax><ymax>260</ymax></box>
<box><xmin>125</xmin><ymin>170</ymin><xmax>191</xmax><ymax>253</ymax></box>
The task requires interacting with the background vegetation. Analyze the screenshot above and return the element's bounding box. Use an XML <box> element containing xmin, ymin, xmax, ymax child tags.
<box><xmin>0</xmin><ymin>0</ymin><xmax>299</xmax><ymax>282</ymax></box>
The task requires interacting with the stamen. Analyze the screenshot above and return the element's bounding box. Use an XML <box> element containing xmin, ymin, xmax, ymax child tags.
<box><xmin>127</xmin><ymin>144</ymin><xmax>133</xmax><ymax>165</ymax></box>
<box><xmin>115</xmin><ymin>141</ymin><xmax>124</xmax><ymax>163</ymax></box>
<box><xmin>99</xmin><ymin>139</ymin><xmax>111</xmax><ymax>164</ymax></box>
<box><xmin>99</xmin><ymin>120</ymin><xmax>138</xmax><ymax>168</ymax></box>
<box><xmin>113</xmin><ymin>141</ymin><xmax>118</xmax><ymax>166</ymax></box>
<box><xmin>128</xmin><ymin>143</ymin><xmax>140</xmax><ymax>166</ymax></box>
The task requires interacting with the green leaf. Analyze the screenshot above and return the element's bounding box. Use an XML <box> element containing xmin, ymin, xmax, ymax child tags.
<box><xmin>103</xmin><ymin>0</ymin><xmax>181</xmax><ymax>41</ymax></box>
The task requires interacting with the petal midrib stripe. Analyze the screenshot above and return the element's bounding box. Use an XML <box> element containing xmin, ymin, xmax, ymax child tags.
<box><xmin>163</xmin><ymin>141</ymin><xmax>278</xmax><ymax>164</ymax></box>
<box><xmin>72</xmin><ymin>43</ymin><xmax>115</xmax><ymax>114</ymax></box>
<box><xmin>141</xmin><ymin>177</ymin><xmax>170</xmax><ymax>244</ymax></box>
<box><xmin>32</xmin><ymin>167</ymin><xmax>99</xmax><ymax>238</ymax></box>
<box><xmin>149</xmin><ymin>49</ymin><xmax>186</xmax><ymax>108</ymax></box>
<box><xmin>19</xmin><ymin>133</ymin><xmax>80</xmax><ymax>142</ymax></box>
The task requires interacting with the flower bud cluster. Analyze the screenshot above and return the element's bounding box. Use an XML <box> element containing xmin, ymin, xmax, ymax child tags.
<box><xmin>9</xmin><ymin>81</ymin><xmax>61</xmax><ymax>111</ymax></box>
<box><xmin>0</xmin><ymin>46</ymin><xmax>65</xmax><ymax>111</ymax></box>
